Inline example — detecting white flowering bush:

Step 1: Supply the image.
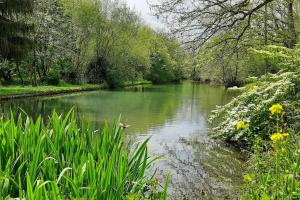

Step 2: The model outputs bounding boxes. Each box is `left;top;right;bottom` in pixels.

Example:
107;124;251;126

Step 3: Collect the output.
210;72;300;145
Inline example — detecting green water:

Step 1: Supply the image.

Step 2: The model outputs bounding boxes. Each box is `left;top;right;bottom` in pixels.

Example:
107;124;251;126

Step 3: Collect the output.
0;82;246;199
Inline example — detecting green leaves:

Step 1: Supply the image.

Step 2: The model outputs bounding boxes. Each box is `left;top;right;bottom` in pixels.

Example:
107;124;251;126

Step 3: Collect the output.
210;72;300;145
249;45;300;70
0;110;167;199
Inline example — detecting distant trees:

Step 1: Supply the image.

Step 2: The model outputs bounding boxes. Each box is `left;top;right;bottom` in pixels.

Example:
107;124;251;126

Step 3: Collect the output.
0;0;189;87
28;0;78;85
60;0;189;88
152;0;299;86
147;33;187;84
0;0;33;59
0;0;34;84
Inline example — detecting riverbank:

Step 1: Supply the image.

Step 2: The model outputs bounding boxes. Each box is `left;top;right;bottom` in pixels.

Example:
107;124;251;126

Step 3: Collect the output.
0;81;152;100
0;84;102;101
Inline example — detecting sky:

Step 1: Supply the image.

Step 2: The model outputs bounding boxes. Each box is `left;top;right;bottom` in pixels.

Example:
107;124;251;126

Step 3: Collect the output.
124;0;165;30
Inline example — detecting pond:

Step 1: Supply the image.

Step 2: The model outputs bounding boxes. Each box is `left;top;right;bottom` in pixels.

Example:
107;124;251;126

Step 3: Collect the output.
0;81;246;199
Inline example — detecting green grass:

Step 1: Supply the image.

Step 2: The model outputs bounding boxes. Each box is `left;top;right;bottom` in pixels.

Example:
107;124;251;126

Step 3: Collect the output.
123;80;152;87
0;84;101;97
0;80;152;98
0;110;168;199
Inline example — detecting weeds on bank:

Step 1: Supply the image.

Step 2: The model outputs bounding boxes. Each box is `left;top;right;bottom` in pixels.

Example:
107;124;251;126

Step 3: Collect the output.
240;104;300;199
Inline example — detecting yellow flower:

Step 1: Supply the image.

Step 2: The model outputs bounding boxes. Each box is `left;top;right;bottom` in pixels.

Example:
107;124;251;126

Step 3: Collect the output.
236;120;249;130
270;132;289;143
269;103;283;115
243;174;253;182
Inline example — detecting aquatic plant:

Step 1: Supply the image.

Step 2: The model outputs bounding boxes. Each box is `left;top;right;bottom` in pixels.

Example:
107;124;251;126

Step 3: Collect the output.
0;110;168;199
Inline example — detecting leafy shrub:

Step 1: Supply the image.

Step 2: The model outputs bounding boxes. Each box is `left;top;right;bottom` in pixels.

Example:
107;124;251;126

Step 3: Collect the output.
0;60;13;83
241;104;300;199
147;52;176;84
249;45;300;70
210;72;300;146
106;65;127;89
0;110;168;199
243;76;258;85
46;71;60;85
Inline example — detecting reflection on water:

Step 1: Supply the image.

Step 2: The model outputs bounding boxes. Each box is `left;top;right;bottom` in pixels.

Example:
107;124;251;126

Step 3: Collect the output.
0;82;245;199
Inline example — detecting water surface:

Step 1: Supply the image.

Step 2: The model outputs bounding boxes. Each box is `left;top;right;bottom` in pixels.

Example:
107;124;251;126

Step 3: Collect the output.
0;82;246;199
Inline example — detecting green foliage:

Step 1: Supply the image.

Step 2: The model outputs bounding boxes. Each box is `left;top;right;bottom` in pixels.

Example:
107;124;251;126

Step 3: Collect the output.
146;34;187;84
30;0;78;82
210;72;300;145
242;134;300;199
0;0;33;59
46;71;60;86
191;0;300;86
241;105;300;199
0;60;13;83
0;110;168;199
249;45;300;70
193;40;246;86
0;0;187;87
148;51;176;84
106;65;128;89
0;84;100;97
60;0;187;87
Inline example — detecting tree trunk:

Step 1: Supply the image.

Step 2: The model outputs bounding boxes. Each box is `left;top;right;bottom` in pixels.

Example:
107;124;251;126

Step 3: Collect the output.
41;56;47;78
264;4;268;46
16;62;24;86
287;0;297;49
264;4;271;74
234;51;239;84
32;51;38;86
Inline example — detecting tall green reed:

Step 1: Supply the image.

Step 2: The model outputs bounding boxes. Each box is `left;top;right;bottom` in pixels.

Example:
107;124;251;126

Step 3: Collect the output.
0;110;168;199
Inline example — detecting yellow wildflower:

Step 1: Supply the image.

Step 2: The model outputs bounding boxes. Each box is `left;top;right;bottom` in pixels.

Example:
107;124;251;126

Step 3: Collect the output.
243;174;253;182
269;103;283;115
236;120;249;130
270;132;289;143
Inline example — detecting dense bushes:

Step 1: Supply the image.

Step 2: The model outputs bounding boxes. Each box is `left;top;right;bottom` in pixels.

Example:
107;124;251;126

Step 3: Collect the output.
147;52;176;84
210;72;300;146
0;0;189;88
45;71;60;85
0;111;168;199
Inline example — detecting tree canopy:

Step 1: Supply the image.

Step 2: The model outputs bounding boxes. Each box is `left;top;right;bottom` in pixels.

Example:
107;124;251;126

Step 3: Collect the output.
0;0;33;59
0;0;190;87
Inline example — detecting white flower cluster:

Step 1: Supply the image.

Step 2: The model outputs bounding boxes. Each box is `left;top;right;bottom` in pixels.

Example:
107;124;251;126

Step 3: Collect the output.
210;72;300;144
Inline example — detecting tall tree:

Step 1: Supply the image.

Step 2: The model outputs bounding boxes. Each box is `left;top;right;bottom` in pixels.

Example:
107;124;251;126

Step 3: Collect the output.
152;0;299;49
0;0;33;59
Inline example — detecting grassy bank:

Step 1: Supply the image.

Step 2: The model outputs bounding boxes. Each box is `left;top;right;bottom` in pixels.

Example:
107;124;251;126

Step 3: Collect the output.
0;84;102;100
0;111;168;199
123;80;152;87
0;81;152;100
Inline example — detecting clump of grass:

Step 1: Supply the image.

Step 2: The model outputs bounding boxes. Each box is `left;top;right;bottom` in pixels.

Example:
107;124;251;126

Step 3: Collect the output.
0;110;168;199
240;104;300;199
